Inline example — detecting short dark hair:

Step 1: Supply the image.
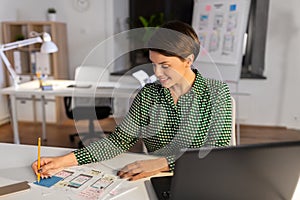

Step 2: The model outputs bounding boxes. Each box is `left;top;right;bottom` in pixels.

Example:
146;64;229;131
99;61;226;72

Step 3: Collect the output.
148;20;200;61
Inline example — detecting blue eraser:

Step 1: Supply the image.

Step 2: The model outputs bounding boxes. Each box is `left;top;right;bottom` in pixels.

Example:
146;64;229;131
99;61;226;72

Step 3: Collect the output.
41;85;53;91
33;176;63;188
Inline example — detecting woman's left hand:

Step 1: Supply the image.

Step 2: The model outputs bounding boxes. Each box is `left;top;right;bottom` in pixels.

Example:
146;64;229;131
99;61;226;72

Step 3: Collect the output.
117;157;170;181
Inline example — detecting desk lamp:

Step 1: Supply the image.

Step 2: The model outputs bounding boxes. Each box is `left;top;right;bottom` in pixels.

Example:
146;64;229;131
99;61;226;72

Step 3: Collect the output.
0;32;58;88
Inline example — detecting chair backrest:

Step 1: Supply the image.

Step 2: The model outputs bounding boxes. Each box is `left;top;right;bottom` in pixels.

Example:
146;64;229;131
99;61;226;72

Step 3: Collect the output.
230;96;236;146
72;66;113;109
75;66;110;82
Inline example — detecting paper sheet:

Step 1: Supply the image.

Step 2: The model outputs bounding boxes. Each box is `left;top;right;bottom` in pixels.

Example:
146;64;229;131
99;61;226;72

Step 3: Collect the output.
30;166;127;200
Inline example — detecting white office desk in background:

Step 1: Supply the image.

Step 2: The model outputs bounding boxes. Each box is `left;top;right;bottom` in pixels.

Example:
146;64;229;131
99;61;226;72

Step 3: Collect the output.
0;80;139;144
0;143;161;200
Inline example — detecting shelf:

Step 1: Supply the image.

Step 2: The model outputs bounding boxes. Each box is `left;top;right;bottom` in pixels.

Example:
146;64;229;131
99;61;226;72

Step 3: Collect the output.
2;21;69;123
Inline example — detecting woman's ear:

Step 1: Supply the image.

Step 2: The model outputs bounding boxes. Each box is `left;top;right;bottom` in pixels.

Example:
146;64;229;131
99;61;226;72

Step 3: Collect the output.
186;54;194;67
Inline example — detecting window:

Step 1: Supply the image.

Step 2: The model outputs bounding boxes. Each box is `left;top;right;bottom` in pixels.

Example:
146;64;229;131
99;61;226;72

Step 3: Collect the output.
241;0;270;79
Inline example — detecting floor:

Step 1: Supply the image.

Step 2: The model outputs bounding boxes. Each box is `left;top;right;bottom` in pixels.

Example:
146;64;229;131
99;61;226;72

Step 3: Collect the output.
0;118;300;152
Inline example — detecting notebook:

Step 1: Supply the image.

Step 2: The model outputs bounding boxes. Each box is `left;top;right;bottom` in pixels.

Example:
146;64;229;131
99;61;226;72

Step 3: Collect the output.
0;180;30;197
150;141;300;200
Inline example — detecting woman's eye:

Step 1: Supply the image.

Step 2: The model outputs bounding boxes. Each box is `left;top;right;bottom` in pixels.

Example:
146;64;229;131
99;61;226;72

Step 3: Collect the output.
152;63;170;69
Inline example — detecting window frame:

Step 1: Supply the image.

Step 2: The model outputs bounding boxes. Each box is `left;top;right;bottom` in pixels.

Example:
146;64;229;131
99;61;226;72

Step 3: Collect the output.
241;0;270;79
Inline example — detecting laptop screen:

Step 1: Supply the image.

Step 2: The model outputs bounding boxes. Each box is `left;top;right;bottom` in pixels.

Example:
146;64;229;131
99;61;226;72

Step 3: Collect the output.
151;141;300;200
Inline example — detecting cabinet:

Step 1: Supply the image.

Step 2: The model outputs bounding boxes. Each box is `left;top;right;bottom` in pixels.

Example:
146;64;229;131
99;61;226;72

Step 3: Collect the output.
1;21;69;123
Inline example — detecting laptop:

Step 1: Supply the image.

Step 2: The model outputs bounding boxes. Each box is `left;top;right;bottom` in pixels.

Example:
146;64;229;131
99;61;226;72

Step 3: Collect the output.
150;141;300;200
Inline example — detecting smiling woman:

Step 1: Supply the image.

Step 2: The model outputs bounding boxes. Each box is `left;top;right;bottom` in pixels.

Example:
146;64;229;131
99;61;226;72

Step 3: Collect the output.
147;21;200;102
31;20;233;181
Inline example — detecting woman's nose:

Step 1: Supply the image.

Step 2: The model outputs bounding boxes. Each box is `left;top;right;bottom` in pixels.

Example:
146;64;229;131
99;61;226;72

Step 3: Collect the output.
153;65;163;76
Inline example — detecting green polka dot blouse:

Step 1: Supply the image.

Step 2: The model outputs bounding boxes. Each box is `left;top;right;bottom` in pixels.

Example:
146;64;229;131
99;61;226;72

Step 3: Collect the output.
74;69;232;171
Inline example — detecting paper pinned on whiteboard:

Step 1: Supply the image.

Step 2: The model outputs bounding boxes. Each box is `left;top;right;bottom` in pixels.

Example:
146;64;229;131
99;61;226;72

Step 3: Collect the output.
192;0;250;65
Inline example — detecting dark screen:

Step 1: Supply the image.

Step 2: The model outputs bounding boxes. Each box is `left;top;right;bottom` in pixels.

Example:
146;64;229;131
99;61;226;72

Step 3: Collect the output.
129;0;194;28
111;0;195;75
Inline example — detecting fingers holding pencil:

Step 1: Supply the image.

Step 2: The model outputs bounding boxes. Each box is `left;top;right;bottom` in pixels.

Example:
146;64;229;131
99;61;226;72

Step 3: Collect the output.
32;157;59;178
33;137;62;179
31;153;79;179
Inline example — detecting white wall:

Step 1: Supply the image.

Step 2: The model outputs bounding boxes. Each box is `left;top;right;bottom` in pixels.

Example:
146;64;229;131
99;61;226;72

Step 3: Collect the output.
0;0;109;78
0;0;299;130
237;0;300;130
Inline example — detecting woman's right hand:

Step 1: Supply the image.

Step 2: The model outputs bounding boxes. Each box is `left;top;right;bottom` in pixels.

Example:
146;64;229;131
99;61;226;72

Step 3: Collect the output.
31;152;78;178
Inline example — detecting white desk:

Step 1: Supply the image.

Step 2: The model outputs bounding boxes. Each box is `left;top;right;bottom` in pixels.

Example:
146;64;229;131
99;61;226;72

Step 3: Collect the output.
0;143;160;200
0;143;299;199
0;80;139;144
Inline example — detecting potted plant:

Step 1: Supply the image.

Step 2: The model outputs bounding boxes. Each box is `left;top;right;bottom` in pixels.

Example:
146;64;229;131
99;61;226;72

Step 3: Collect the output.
138;12;164;42
135;13;164;63
15;34;25;41
47;8;56;21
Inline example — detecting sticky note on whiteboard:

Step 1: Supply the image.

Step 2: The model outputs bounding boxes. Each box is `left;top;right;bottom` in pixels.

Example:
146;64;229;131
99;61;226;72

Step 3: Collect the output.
230;4;237;11
205;5;211;11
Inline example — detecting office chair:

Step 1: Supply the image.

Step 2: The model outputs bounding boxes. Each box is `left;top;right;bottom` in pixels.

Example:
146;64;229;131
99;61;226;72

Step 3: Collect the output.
230;96;236;146
64;97;113;147
64;66;113;148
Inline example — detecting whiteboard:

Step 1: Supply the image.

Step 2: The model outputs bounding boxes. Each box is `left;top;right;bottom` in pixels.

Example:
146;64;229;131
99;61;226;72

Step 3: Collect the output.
192;0;250;82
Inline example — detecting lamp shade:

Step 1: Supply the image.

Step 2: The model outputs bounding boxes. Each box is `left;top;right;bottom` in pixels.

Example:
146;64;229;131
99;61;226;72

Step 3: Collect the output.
40;41;58;53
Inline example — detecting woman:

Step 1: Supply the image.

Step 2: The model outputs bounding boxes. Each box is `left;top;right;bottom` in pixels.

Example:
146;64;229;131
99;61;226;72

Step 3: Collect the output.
32;21;232;181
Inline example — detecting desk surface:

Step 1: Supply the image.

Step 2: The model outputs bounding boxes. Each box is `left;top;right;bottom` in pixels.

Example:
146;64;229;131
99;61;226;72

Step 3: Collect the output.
0;143;159;200
0;143;299;200
0;80;140;98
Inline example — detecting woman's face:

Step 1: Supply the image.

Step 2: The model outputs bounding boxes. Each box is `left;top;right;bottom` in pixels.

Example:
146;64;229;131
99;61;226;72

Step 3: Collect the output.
149;50;191;88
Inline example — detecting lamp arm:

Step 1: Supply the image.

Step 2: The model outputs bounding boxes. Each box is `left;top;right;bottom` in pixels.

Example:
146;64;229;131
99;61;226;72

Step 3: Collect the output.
0;36;43;87
0;50;20;86
1;37;43;51
0;33;57;88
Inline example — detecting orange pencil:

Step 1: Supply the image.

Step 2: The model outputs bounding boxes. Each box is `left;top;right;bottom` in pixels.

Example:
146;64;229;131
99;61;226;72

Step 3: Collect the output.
37;137;41;183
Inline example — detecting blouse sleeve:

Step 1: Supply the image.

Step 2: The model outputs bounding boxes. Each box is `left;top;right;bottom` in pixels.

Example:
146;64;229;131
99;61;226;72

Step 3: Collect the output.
73;86;151;165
